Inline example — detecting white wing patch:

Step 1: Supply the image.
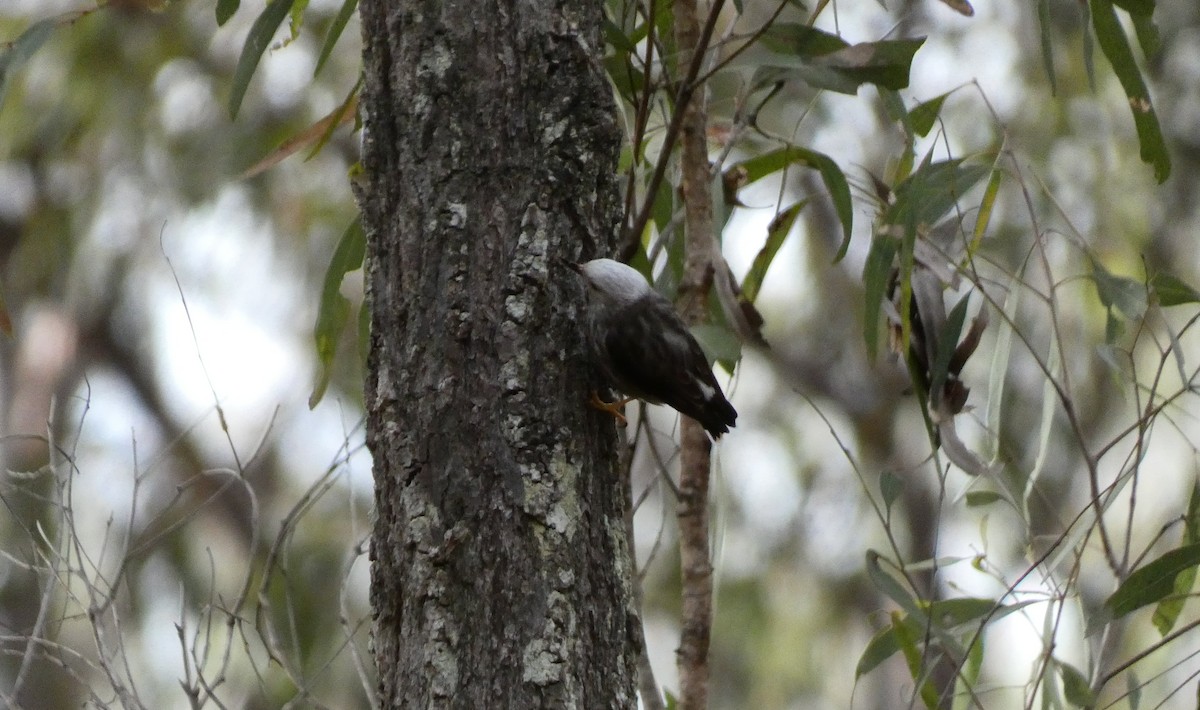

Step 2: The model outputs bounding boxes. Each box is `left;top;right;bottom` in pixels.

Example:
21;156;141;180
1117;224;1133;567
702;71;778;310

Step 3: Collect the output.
693;376;716;401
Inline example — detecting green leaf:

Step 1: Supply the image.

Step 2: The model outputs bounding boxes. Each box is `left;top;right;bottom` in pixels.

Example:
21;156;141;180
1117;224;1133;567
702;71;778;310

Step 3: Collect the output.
289;0;310;39
924;597;998;627
1091;260;1147;321
754;38;926;95
862;235;899;361
1127;670;1142;709
0;275;13;336
890;612;941;709
929;295;969;407
306;77;360;160
969;168;1002;255
866;551;921;618
760;22;849;56
310;216;365;408
965;490;1002;507
603;53;644;104
229;0;296;119
0;18;56;114
1100;542;1200;628
815;38;925;92
733;147;851;257
690;323;741;369
880;470;903;513
889;156;992;229
1151;272;1200;307
856;622;905;677
742;201;805;304
910;92;950;137
855;596;1025;678
1089;0;1171;182
1186;476;1200;542
1057;659;1097;707
1112;0;1154;16
1035;0;1058;94
315;0;359;77
602;18;637;53
1153;482;1200;635
1130;11;1161;58
1152;564;1196;637
952;634;985;710
216;0;240;25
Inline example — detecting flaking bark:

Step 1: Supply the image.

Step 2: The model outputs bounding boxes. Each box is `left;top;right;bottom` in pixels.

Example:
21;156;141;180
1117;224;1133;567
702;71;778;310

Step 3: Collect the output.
357;2;638;707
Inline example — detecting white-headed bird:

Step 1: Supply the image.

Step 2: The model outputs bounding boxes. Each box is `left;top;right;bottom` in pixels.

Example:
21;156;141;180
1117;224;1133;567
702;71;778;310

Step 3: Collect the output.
571;258;737;438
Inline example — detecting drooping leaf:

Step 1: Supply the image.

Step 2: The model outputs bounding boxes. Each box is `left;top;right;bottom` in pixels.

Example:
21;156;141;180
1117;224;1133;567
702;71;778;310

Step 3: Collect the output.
1126;670;1142;709
603;54;644;104
1097;542;1200;631
910;92;950;137
241;84;359;178
890;611;941;709
229;0;296;119
1035;0;1058;94
315;0;359;77
937;0;975;16
1130;11;1161;58
1082;0;1097;90
1153;481;1200;635
1089;0;1171;182
856;622;905;678
1057;659;1097;707
753;37;926;95
741;201;806;304
1111;0;1154;16
1151;272;1200;307
928;295;969;409
856;596;1029;679
880;88;914;144
965;490;1002;507
1091;259;1147;322
880;470;903;513
813;38;926;92
216;0;240;25
951;633;985;710
969;167;1002;255
0;18;56;114
603;17;637;53
862;235;899;360
760;22;849;57
288;0;310;40
865;551;921;618
690;323;741;370
310;216;366;408
888;156;992;230
0;276;13;336
733;147;852;257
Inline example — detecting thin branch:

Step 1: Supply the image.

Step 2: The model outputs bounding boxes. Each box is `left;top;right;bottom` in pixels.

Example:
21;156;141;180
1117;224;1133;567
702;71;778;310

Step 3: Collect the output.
619;0;726;262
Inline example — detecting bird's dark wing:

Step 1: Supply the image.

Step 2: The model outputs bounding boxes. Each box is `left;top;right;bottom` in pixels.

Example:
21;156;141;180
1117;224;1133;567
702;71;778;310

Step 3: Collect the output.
602;295;737;438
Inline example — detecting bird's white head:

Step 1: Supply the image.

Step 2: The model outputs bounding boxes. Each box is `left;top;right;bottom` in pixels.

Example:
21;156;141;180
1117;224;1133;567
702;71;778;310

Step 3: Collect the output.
575;258;652;310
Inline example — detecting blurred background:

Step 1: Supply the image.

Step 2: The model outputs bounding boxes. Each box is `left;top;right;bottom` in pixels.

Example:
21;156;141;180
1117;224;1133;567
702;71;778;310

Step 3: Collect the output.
0;0;1198;707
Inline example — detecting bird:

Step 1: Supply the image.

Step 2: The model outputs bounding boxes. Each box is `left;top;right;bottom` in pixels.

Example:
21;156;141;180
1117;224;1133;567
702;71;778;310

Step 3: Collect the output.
570;258;737;438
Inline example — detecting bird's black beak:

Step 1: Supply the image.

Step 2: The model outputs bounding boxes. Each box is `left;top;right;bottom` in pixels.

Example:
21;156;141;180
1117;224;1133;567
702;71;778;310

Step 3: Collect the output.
557;257;582;275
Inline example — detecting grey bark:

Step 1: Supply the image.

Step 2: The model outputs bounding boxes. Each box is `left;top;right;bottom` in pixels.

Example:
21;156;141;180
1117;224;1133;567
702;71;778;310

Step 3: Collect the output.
357;1;638;707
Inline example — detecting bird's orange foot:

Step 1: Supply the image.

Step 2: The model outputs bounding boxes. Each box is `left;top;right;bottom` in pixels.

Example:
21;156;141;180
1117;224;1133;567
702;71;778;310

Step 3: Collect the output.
588;391;633;427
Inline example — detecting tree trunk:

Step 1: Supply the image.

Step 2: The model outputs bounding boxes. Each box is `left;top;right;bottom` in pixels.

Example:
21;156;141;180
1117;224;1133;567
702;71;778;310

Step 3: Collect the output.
356;1;638;707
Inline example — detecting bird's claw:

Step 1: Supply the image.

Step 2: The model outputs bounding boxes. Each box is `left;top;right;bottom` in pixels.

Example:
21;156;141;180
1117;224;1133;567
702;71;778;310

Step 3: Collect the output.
588;391;632;427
